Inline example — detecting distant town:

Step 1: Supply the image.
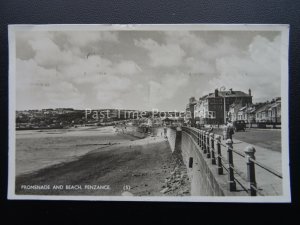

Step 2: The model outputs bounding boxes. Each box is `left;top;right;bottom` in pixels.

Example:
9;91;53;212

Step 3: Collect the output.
16;88;281;130
16;108;186;130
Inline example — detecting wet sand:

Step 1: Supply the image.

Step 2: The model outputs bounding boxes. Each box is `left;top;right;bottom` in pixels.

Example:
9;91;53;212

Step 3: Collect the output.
15;127;190;196
15;126;137;176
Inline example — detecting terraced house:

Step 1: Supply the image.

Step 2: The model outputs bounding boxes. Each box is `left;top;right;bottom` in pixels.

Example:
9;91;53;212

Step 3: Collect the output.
255;97;281;123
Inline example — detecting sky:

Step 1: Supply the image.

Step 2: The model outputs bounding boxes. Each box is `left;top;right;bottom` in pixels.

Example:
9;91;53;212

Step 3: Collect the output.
15;28;282;111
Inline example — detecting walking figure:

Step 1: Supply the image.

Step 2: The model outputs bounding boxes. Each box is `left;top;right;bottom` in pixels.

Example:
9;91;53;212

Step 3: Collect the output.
163;125;167;139
208;125;213;133
227;121;234;141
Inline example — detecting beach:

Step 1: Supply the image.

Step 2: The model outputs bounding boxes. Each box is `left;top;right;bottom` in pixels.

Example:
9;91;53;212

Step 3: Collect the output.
15;126;190;196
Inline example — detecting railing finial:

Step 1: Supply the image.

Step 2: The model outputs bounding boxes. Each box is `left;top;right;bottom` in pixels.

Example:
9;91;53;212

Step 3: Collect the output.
244;145;257;196
245;145;256;160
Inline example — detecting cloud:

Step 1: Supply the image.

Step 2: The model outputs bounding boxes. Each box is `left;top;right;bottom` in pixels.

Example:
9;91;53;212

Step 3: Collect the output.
164;31;239;76
185;57;216;75
15;29;282;110
148;73;189;107
16;58;57;90
29;36;73;68
15;30;142;109
46;81;84;106
63;55;113;84
164;31;208;52
134;38;186;67
114;60;142;75
208;35;281;102
95;75;132;92
249;35;281;66
94;75;133;107
17;31;119;68
165;31;239;60
66;31;119;47
202;36;240;60
16;59;84;109
67;57;142;84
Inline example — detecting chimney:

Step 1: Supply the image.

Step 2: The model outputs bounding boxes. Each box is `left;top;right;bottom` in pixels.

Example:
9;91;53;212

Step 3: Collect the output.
248;88;252;96
215;89;219;97
189;97;196;103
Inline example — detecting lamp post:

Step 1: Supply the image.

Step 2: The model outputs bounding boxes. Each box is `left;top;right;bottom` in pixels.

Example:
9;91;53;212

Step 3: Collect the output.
223;96;227;124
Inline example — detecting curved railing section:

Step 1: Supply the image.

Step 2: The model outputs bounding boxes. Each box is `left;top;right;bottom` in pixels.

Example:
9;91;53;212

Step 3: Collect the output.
182;126;282;196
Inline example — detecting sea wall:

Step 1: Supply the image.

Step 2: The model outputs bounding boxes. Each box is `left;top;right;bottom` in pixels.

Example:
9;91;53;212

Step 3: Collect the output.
117;126;147;138
180;131;226;196
118;126;163;139
167;128;237;196
166;128;181;154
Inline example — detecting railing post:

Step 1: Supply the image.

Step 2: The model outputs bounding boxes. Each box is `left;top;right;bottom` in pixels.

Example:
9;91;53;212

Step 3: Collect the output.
205;132;208;156
206;132;211;158
244;146;257;196
189;157;193;168
203;131;207;154
202;130;205;151
201;130;204;150
210;133;216;165
226;139;236;191
199;130;201;147
215;135;223;175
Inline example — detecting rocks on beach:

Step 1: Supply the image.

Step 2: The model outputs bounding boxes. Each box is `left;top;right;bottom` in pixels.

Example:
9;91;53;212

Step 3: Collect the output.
160;156;190;196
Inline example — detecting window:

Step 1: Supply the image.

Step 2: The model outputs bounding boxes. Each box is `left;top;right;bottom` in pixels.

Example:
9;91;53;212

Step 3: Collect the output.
208;111;216;118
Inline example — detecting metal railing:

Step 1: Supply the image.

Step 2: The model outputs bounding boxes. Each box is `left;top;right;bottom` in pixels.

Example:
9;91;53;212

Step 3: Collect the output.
182;126;282;196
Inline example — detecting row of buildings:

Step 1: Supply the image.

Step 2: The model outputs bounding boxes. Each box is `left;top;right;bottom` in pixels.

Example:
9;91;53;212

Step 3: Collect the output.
16;107;183;130
186;88;281;126
16;108;77;118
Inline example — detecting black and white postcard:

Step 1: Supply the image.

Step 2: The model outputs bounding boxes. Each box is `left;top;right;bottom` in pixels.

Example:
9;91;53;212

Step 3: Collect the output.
8;24;290;202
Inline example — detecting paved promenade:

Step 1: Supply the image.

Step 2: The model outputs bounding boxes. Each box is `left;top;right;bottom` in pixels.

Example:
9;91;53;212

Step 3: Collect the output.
219;136;282;196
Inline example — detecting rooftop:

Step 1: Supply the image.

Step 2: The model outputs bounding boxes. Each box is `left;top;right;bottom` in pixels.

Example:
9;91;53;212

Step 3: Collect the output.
207;90;251;98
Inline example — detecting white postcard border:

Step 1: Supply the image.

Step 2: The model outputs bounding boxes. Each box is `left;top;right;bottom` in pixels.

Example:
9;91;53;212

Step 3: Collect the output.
7;24;291;202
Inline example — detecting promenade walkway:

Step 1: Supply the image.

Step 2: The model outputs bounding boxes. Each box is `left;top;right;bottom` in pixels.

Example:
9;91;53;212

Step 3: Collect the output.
218;136;282;196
